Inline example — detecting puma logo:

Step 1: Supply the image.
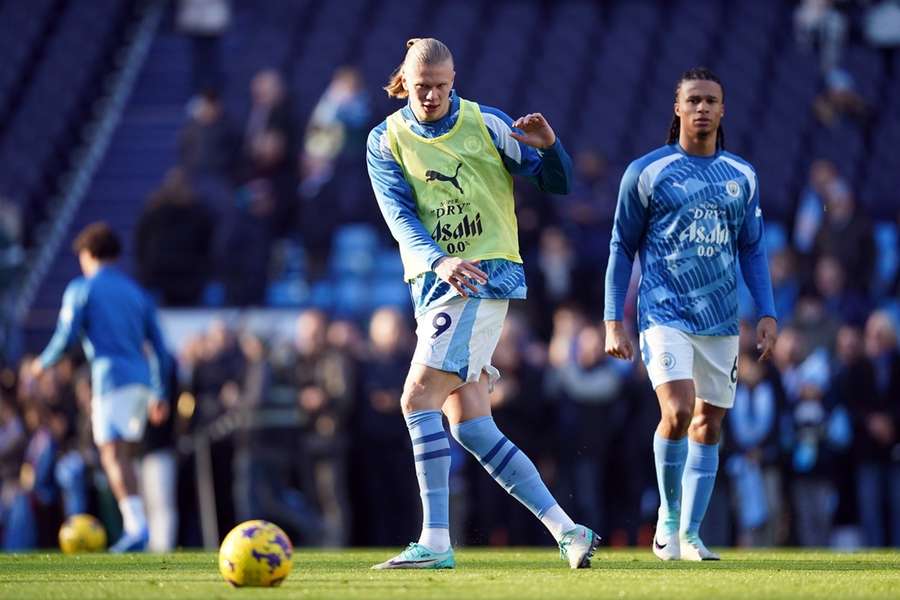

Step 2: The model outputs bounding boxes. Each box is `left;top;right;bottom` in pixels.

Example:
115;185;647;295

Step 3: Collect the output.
672;181;687;192
425;163;464;195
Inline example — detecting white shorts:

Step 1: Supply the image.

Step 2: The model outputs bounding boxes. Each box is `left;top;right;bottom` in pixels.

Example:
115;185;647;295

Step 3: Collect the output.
412;297;508;387
639;325;739;409
92;384;152;446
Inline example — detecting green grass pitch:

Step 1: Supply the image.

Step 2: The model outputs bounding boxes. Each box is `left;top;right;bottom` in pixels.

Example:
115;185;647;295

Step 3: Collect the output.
1;549;899;600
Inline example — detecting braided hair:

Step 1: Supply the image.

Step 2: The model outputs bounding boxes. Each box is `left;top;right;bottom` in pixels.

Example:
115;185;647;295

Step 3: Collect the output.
666;67;725;150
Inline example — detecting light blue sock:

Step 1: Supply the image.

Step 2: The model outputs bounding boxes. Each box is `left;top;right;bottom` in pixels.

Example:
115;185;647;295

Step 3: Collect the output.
406;410;451;530
653;432;688;536
450;416;556;518
680;439;719;541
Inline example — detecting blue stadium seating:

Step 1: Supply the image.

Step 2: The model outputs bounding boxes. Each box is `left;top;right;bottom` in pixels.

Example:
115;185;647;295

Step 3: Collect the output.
16;0;900;350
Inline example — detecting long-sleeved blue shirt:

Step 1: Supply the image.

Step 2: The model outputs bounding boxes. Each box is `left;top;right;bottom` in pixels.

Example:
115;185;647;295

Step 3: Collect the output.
603;143;776;336
38;265;170;399
366;91;573;315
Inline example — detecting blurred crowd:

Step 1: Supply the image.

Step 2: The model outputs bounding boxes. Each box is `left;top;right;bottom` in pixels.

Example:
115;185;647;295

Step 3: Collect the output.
134;60;373;307
2;0;900;551
2;295;899;550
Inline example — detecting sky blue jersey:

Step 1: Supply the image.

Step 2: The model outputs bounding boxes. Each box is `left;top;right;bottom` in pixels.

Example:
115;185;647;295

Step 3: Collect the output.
604;143;776;336
366;91;573;316
38;266;170;398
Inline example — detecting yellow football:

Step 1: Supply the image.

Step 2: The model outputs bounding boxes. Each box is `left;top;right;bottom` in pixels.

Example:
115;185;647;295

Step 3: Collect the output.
218;520;293;587
58;514;107;554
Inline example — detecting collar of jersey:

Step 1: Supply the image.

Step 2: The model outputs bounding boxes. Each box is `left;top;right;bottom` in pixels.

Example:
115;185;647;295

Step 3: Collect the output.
400;91;461;139
672;142;723;163
89;265;113;279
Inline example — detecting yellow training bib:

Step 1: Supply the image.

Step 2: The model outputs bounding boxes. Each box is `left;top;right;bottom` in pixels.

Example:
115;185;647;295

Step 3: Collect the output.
386;98;522;281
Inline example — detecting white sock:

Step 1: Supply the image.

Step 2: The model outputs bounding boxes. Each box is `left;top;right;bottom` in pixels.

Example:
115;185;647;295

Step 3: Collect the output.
540;504;577;542
119;495;147;534
418;527;451;553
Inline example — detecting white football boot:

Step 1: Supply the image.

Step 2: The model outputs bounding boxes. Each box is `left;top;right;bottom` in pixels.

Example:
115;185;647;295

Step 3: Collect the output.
371;543;455;569
558;525;601;569
680;536;720;561
651;526;681;561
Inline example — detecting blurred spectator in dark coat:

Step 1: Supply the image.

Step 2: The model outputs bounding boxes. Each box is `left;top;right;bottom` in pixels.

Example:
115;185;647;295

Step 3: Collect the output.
299;67;373;254
0;391;27;549
780;335;851;547
300;66;370;199
857;312;900;547
769;249;800;327
189;320;246;425
245;69;296;165
813;255;870;326
135;168;215;306
812;186;874;294
232;334;321;545
792;159;846;255
813;67;870;128
217;178;274;306
727;351;788;547
546;322;626;538
178;89;242;181
185;321;245;535
557;149;616;280
353;307;417;546
792;293;840;355
21;397;61;547
527;229;596;339
269;310;354;546
244;69;298;238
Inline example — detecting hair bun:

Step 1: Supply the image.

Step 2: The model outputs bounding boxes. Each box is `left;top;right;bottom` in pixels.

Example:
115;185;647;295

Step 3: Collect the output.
406;38;421;49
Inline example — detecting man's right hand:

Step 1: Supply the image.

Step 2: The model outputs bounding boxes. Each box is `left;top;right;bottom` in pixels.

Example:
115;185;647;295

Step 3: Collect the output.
605;320;634;361
434;257;488;298
28;358;44;380
148;400;170;426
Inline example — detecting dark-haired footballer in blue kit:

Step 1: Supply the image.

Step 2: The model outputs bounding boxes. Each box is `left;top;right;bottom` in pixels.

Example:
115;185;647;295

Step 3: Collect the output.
603;68;777;561
32;223;170;553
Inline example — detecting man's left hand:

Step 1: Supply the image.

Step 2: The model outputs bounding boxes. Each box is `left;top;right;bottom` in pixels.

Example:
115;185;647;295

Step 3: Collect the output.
756;317;777;361
510;113;556;149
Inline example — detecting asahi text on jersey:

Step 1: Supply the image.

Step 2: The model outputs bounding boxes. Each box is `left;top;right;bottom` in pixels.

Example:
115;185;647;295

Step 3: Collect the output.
678;202;730;251
429;198;484;244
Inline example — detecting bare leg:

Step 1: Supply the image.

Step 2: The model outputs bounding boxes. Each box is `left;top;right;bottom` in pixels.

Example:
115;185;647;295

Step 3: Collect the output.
99;441;139;502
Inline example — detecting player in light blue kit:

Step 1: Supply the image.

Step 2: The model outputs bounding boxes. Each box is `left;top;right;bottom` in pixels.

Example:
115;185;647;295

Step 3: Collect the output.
367;38;598;570
603;68;777;561
31;223;170;552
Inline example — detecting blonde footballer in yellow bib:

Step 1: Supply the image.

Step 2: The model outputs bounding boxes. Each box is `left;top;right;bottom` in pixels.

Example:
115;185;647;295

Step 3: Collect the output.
366;38;598;570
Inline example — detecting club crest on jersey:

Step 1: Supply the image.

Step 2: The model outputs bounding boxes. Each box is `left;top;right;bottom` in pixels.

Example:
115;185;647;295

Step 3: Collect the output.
658;352;676;371
463;135;483;153
725;180;741;198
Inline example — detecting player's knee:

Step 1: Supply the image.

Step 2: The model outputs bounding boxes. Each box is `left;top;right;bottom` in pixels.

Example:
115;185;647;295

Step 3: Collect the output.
98;443;116;463
401;367;454;413
661;404;693;435
400;379;435;413
689;414;722;442
99;442;127;468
